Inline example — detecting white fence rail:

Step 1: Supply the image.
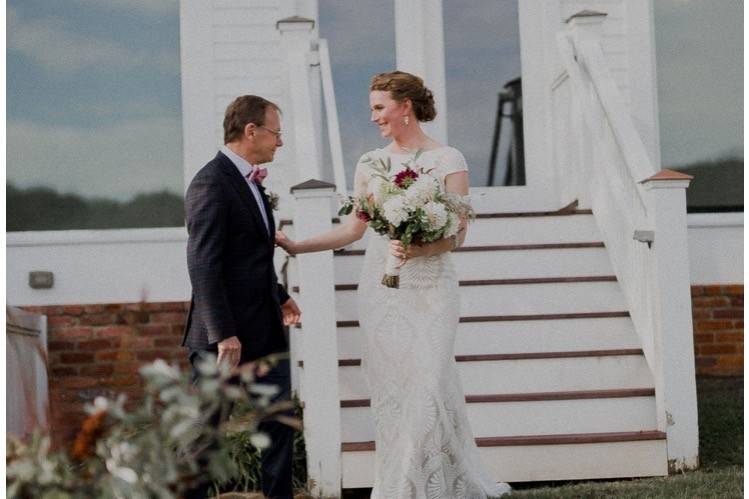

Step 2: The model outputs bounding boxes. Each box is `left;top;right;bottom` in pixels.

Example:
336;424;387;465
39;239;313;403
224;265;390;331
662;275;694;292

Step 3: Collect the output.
553;11;698;471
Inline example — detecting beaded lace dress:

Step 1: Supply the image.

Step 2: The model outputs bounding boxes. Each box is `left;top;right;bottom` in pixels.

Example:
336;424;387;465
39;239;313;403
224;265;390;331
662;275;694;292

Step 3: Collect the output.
354;147;511;499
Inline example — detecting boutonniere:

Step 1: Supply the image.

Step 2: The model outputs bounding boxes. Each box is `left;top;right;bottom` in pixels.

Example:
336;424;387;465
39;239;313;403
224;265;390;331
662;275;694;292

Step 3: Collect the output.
268;191;280;211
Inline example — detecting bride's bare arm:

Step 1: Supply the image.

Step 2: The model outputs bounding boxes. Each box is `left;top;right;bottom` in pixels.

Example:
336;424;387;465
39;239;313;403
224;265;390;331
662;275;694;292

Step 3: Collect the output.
277;162;370;256
390;170;470;259
277;215;367;255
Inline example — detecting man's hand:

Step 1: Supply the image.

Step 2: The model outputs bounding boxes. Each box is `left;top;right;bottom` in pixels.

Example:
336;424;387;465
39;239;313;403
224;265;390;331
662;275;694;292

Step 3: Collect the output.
281;297;301;326
217;336;242;369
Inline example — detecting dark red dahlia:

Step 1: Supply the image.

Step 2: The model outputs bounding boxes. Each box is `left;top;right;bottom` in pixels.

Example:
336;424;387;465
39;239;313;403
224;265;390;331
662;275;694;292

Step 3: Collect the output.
393;167;419;188
357;210;371;222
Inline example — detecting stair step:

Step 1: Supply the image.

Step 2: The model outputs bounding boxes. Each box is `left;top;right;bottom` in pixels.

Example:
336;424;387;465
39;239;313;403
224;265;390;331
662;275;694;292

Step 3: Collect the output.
335;316;641;358
332;279;627;321
313;244;615;283
334;242;605;257
342;430;666;451
339;389;657;441
299;350;653;399
340;432;668;485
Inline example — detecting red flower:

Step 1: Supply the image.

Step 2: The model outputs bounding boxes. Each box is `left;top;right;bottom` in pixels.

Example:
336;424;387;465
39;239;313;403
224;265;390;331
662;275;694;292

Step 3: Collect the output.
393;168;419;188
357;210;371;222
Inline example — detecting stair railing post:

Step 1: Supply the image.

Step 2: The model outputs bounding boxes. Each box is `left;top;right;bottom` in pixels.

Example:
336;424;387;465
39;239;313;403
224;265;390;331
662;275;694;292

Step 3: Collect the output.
290;179;341;497
641;170;699;472
277;17;322;185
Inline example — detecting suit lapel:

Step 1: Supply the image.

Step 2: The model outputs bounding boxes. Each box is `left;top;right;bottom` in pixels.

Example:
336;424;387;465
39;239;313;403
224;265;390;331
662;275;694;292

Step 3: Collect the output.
216;152;271;241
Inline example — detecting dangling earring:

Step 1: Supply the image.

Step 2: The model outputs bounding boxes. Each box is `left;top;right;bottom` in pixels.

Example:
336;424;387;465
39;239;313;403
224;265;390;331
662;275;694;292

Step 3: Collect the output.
403;115;410;126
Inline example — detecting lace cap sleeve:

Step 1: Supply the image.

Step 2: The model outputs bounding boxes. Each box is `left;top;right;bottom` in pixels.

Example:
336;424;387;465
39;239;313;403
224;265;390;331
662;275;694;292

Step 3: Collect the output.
436;147;469;181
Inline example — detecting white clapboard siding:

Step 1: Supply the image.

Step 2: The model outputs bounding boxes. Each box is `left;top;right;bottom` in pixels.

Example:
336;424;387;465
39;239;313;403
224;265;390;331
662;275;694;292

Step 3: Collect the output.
331;354;653;400
341;439;668;487
341;395;657;441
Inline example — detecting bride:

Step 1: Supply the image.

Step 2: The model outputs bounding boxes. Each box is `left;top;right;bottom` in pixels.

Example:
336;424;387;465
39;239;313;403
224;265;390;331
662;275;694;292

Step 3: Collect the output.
276;71;511;498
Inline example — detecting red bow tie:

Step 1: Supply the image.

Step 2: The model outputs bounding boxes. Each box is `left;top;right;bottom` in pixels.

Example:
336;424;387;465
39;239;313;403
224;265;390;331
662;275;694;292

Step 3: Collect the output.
247;166;268;185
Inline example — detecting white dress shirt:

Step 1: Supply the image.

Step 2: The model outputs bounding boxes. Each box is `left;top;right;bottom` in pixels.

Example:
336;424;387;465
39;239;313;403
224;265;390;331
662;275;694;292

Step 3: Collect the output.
220;145;270;234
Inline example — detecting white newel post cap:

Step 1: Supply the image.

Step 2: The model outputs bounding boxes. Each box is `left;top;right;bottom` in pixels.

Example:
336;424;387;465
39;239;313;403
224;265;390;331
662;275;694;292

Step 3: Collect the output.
640;169;694;190
276;15;315;34
290;179;337;198
566;10;607;38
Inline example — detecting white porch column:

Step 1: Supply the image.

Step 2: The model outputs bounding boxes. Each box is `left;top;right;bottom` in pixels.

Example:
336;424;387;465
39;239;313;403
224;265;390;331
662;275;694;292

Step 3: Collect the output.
641;169;699;472
277;17;322;184
290;179;341;497
394;0;447;144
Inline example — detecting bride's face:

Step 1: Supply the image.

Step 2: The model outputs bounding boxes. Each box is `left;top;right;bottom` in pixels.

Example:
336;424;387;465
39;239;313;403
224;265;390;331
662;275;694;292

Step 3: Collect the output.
370;90;409;138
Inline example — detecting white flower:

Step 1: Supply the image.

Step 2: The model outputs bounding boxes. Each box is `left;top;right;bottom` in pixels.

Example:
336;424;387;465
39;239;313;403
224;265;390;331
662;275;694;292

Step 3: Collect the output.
383;196;409;226
444;212;461;237
405;175;439;206
422;201;448;230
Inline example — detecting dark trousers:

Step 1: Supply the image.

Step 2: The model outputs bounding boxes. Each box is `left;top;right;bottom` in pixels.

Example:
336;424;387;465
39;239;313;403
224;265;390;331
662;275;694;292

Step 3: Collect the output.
184;350;294;499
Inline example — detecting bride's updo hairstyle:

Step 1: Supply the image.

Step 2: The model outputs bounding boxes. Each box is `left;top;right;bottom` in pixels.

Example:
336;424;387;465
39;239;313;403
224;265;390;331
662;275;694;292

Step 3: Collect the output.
370;71;437;122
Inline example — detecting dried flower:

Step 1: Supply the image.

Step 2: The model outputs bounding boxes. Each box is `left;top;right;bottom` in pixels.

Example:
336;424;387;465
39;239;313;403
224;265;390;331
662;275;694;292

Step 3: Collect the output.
71;410;107;462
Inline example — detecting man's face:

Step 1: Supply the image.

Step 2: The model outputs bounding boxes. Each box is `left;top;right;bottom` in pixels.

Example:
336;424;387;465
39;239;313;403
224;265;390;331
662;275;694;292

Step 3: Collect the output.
253;107;283;164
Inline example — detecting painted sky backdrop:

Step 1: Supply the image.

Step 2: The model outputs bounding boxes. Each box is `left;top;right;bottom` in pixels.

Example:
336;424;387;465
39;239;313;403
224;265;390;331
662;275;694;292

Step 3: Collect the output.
6;0;743;202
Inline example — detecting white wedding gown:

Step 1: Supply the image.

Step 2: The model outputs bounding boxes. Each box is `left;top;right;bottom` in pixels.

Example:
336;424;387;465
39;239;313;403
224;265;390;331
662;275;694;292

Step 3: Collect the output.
355;147;511;499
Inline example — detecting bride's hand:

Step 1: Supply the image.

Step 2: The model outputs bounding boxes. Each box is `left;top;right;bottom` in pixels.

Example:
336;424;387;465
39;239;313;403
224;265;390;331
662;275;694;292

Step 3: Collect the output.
390;240;427;262
275;230;298;255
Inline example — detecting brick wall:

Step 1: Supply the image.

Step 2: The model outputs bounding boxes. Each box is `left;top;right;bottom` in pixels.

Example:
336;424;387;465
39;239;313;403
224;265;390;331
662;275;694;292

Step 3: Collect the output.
22;286;743;445
23;302;189;445
691;284;744;376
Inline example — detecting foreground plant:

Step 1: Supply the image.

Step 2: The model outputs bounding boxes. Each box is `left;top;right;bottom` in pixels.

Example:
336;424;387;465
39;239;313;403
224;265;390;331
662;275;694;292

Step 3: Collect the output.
7;355;299;499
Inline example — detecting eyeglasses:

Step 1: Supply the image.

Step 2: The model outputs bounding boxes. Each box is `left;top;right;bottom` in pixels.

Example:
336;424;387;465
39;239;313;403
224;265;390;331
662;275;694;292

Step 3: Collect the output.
258;125;283;139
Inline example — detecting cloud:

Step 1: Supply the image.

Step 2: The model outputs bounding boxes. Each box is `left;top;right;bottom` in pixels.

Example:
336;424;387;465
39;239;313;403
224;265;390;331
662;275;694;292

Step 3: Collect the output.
7;118;184;200
7;6;179;74
70;0;178;16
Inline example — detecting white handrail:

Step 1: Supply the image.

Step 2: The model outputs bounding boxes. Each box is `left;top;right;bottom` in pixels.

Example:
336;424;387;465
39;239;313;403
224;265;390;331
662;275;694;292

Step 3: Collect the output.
319;39;347;194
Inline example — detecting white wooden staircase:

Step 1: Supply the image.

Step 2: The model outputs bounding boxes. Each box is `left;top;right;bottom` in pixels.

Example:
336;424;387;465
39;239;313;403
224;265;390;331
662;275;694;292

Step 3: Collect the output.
284;209;669;486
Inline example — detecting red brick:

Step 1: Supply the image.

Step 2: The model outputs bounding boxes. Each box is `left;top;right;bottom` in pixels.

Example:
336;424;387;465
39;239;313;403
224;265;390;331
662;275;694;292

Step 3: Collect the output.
704;286;724;296
40;306;65;316
690;286;705;297
105;304;126;313
61;306;85;316
113;362;144;375
48;315;79;328
730;296;744;307
135;350;174;362
77;339;114;351
714;309;743;319
117;310;149;325
56;377;98;389
50;366;78;377
53;327;94;340
59;352;95;364
692;297;730;308
118;336;153;349
726;285;744;296
695;356;717;367
79;364;115;377
694;333;714;344
149;312;185;324
101;375;140;387
694;320;735;332
734;321;744;329
700;344;739;355
48;341;76;351
716;331;743;343
94;326;133;338
137;324;172;337
154;337;180;348
95;350;134;362
692;309;711;320
81;314;115;326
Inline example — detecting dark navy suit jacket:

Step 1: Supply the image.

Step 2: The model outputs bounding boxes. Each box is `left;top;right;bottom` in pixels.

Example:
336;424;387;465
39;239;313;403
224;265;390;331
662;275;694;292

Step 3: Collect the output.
181;151;290;362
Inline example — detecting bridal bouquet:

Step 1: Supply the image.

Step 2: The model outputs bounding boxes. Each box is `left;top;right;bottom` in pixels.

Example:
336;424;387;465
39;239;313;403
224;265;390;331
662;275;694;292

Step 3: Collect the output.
339;151;473;288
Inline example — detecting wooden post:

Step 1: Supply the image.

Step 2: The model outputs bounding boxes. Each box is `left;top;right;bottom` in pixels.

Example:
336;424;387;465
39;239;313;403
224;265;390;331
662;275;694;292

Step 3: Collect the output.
290;179;341;497
277;17;322;184
641;169;699;472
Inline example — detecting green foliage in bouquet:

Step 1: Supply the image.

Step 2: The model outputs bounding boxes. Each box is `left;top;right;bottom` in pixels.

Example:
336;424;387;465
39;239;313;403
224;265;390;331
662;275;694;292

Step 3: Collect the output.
7;355;301;499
